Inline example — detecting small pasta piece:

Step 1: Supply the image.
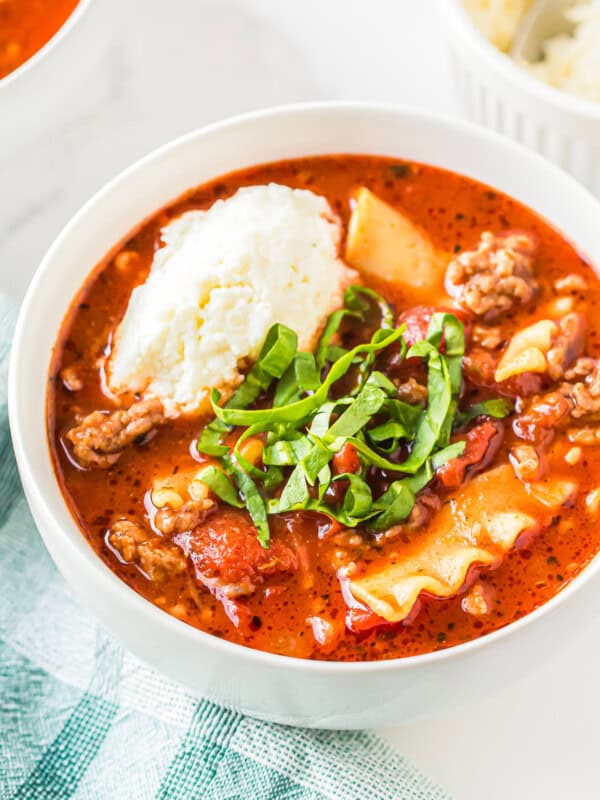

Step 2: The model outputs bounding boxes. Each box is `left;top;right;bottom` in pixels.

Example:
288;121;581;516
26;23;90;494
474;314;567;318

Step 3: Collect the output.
525;478;578;509
586;488;600;516
349;465;578;625
549;296;575;315
554;274;588;293
495;320;558;382
189;478;211;502
461;581;496;616
151;487;184;510
61;364;84;392
564;446;583;466
308;615;344;652
495;313;585;382
114;250;140;271
568;427;600;446
510;444;541;482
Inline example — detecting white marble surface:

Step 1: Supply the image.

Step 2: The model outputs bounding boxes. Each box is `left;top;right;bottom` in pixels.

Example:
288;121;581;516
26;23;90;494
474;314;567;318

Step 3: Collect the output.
1;1;599;797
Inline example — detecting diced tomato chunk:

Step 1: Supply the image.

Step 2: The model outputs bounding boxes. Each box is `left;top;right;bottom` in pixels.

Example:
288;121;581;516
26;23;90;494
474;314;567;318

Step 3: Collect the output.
338;568;391;633
436;419;504;489
332;442;360;475
308;615;345;652
220;595;253;631
346;605;389;633
398;305;470;348
513;394;573;441
175;508;297;591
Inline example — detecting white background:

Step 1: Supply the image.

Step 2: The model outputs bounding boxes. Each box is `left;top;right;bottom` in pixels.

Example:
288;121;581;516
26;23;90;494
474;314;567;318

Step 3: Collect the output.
1;1;599;797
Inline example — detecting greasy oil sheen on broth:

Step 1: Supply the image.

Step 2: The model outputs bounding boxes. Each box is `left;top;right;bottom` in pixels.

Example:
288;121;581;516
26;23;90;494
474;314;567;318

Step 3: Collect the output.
48;155;600;661
0;0;80;79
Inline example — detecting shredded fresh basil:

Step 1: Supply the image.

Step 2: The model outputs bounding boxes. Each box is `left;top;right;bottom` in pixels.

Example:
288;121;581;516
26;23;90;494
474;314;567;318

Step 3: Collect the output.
195;289;509;546
455;398;513;427
223;454;271;548
337;473;373;518
198;323;297;456
210;327;406;427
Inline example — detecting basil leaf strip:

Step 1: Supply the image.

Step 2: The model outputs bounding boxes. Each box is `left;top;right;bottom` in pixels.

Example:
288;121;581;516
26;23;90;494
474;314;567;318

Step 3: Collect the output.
301;439;335;485
196;419;230;457
198;323;297;455
228;322;298;410
324;380;387;445
194;465;244;508
431;440;466;470
211;328;406;427
316;309;359;370
392;342;452;473
367;465;433;532
309;401;339;437
273;351;320;407
262;434;312;466
300;380;388;483
347;436;423;473
224;455;270;548
274;464;310;512
294;352;320;391
367;421;412;452
426;312;464;397
229;424;284;491
272;362;301;408
344;285;394;330
392;313;465;472
336;473;373;518
315;283;394;371
455;398;513;427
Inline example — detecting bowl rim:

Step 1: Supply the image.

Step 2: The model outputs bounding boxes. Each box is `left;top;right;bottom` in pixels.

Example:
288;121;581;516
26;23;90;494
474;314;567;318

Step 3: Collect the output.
9;100;600;676
441;0;600;120
0;0;94;90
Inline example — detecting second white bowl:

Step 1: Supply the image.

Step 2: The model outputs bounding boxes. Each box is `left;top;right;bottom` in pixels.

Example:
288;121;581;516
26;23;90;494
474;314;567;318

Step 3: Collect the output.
441;0;600;197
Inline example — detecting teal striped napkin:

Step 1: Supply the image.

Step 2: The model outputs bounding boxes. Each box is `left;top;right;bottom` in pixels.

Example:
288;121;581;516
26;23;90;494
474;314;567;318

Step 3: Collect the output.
0;295;451;800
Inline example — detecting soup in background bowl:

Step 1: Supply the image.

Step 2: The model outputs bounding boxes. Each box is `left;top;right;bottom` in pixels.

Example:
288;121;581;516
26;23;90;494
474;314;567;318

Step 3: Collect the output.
10;104;600;727
0;0;80;80
0;0;95;156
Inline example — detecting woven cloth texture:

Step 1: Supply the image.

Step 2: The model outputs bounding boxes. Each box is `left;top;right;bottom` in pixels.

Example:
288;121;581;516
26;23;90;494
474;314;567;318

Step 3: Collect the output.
0;295;451;800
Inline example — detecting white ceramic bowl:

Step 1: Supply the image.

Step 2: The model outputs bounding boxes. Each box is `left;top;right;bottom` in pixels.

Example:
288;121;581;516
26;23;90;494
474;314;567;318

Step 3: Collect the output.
9;103;600;728
441;0;600;197
0;0;95;156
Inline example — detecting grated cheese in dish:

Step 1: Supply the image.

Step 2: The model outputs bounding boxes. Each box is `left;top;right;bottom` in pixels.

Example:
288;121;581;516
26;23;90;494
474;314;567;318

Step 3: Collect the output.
462;0;532;51
463;0;600;103
528;1;600;102
108;184;356;417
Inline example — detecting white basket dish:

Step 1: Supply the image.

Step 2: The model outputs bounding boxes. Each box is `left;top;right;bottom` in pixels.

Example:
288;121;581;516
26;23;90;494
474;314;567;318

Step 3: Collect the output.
441;0;600;196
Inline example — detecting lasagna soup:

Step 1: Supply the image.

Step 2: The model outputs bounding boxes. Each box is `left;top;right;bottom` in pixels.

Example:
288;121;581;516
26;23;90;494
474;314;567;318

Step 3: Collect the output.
48;155;600;661
0;0;79;79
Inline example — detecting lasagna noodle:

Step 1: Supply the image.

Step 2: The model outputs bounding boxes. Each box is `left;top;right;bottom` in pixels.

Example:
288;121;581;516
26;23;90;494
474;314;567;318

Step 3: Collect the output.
349;466;575;624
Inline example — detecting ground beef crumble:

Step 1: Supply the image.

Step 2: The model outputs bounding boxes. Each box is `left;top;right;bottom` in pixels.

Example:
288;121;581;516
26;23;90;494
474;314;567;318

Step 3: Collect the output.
446;231;539;321
65;397;164;468
108;519;187;582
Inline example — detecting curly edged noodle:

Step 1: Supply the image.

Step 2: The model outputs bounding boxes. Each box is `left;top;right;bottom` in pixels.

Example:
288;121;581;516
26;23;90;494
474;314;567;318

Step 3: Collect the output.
349;465;578;625
197;286;510;547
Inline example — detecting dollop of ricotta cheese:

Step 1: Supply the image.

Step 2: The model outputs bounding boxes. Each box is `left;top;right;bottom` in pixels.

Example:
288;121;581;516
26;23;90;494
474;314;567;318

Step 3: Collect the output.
109;184;355;416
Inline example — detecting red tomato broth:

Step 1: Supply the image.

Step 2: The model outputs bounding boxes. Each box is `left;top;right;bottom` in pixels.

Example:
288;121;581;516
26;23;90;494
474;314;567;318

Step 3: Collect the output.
47;155;600;661
0;0;80;79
